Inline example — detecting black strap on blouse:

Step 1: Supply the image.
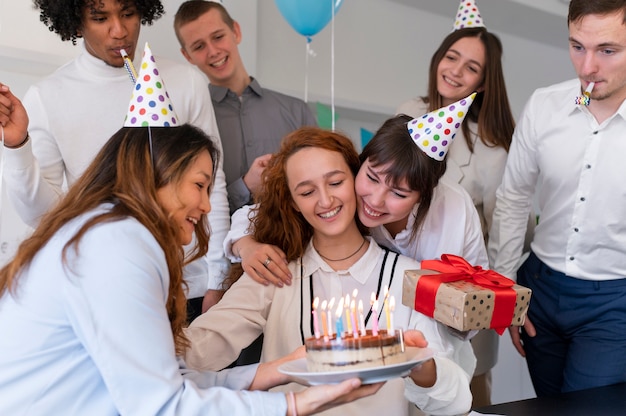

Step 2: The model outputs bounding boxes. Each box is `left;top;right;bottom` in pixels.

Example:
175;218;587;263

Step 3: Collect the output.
298;247;400;345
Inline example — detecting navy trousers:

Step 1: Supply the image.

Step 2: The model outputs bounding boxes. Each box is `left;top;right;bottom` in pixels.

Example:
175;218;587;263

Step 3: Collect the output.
517;252;626;397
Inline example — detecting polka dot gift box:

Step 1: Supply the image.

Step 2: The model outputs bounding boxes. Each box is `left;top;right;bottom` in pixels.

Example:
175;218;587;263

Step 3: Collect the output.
453;0;485;30
124;43;178;127
406;92;476;161
402;254;532;335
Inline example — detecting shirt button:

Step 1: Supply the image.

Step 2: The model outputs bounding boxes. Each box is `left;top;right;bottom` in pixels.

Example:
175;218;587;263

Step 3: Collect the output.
569;256;575;260
580;197;586;201
574;228;579;232
593;131;599;135
585;164;591;169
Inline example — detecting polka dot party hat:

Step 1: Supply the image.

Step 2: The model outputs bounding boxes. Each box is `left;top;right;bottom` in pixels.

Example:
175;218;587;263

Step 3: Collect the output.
453;0;485;30
124;43;178;127
406;92;476;161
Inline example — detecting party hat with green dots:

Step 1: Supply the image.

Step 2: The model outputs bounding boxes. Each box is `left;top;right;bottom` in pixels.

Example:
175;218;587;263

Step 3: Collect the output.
453;0;485;30
124;43;178;127
406;93;476;161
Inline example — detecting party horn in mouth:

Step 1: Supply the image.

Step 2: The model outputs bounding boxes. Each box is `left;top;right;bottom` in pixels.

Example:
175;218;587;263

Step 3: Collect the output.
120;49;138;85
575;82;595;106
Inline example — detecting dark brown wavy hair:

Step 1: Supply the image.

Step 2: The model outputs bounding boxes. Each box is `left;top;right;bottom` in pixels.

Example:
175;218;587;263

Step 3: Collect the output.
423;27;515;152
0;124;218;354
34;0;164;44
360;114;447;242
251;127;366;262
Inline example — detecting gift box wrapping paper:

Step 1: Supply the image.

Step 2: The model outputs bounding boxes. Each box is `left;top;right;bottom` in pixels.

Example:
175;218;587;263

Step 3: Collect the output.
402;255;532;334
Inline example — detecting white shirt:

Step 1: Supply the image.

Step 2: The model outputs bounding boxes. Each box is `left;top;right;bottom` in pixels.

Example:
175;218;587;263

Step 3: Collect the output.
397;98;509;244
4;44;230;293
0;206;286;415
186;238;475;416
489;78;626;280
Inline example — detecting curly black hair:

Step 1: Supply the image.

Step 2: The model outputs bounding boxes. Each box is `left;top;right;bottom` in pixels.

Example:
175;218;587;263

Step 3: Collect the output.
33;0;165;44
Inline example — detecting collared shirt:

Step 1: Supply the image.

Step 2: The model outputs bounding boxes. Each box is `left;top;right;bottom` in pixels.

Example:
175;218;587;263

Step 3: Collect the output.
489;78;626;280
210;78;317;212
186;237;475;416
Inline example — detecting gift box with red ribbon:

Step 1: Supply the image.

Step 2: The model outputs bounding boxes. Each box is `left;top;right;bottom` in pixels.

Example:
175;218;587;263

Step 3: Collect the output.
401;254;531;335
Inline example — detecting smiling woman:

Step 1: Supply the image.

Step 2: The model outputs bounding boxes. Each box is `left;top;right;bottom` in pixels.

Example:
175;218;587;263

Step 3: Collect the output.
156;149;214;245
0;112;381;414
184;126;476;416
395;22;518;407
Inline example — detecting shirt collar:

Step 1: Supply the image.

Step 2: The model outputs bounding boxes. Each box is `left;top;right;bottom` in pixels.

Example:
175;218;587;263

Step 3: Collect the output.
208;83;229;102
247;77;264;96
616;98;626;120
209;76;264;103
301;236;381;285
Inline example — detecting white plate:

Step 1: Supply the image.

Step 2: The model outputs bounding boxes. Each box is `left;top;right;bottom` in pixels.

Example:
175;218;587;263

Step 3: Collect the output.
278;347;434;385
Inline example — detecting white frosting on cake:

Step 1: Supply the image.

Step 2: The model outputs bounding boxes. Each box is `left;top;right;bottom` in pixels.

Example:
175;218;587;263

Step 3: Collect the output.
305;330;405;372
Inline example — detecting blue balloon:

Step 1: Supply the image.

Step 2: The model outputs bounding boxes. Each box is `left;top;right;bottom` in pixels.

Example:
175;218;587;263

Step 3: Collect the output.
275;0;343;38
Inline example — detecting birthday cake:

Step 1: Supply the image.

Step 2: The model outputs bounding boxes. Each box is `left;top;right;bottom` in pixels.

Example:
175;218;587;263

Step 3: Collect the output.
305;329;405;372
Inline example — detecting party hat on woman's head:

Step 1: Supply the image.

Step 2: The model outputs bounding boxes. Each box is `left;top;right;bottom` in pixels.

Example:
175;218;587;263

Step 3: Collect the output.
406;93;476;161
124;43;178;127
453;0;485;30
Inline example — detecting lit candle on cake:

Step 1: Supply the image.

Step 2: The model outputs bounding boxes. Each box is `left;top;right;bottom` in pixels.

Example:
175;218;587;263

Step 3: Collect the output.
327;297;335;338
350;299;358;338
370;292;378;335
344;294;352;335
358;299;366;336
312;297;321;339
388;296;396;335
383;286;391;331
320;300;329;341
335;297;344;339
371;293;379;336
352;289;359;335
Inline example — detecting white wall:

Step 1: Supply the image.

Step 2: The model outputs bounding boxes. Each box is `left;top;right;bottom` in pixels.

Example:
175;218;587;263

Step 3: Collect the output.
1;0;574;405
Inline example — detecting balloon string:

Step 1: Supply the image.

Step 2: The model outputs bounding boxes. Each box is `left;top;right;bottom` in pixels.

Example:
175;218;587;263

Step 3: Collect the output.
305;37;311;103
331;0;336;131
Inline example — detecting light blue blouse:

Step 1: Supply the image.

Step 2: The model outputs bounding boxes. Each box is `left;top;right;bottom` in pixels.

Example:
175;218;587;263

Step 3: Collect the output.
0;205;286;415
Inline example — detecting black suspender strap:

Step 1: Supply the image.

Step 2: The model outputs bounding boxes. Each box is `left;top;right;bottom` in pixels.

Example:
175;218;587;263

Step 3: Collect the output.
365;247;390;325
298;247;400;343
299;262;305;345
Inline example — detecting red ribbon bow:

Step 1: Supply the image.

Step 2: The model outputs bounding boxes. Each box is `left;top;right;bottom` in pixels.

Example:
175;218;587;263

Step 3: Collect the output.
414;254;516;335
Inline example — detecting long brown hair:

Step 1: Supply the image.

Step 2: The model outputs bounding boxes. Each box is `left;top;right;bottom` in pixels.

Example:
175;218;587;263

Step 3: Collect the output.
360;115;447;242
0;124;219;354
424;27;515;152
251;127;366;262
